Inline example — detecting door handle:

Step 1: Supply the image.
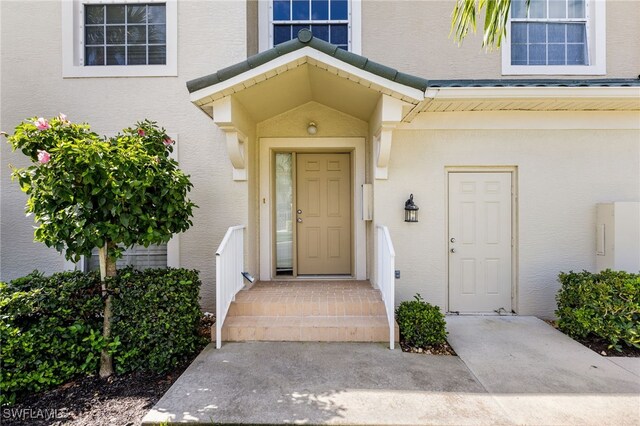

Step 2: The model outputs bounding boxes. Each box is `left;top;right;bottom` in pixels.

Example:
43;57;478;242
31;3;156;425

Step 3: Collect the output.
297;209;302;214
450;248;456;253
297;218;303;223
450;237;456;243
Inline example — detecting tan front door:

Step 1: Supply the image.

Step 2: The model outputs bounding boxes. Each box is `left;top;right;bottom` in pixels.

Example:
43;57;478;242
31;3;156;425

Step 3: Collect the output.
296;153;351;275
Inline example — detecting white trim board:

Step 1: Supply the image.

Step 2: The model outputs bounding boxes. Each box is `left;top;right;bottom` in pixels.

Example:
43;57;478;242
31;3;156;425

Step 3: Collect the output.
259;137;367;281
401;111;640;130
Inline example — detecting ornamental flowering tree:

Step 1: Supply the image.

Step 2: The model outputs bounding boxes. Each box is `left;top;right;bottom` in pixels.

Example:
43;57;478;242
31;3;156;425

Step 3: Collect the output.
4;115;196;378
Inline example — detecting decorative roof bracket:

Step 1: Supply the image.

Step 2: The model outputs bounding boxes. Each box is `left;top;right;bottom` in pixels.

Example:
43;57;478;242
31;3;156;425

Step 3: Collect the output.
212;97;252;181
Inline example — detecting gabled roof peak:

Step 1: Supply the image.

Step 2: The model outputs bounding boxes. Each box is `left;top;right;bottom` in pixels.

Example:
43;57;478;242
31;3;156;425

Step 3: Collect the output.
186;29;430;94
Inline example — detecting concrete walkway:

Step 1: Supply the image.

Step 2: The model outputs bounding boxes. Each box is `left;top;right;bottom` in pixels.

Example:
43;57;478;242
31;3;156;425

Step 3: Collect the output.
446;316;640;425
143;317;639;425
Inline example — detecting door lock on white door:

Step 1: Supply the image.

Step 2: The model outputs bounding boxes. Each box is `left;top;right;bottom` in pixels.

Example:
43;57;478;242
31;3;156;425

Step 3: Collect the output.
450;248;456;253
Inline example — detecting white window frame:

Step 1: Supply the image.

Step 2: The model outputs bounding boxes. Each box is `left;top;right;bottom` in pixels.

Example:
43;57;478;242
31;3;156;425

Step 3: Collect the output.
62;0;177;78
258;0;361;54
502;0;606;75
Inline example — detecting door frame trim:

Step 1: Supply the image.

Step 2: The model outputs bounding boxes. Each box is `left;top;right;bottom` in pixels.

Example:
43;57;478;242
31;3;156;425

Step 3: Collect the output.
445;166;519;314
259;138;366;281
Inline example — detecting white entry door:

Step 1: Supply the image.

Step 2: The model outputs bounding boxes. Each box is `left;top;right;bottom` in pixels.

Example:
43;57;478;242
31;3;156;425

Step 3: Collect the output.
448;172;512;313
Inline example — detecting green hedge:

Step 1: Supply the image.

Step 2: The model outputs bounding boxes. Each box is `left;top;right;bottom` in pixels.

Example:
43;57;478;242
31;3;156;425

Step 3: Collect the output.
396;294;447;347
112;268;205;374
556;270;640;351
0;268;207;405
0;271;103;406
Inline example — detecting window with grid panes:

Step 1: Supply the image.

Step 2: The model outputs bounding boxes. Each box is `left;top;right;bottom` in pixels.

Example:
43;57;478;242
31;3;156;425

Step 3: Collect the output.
84;3;167;66
510;0;588;66
272;0;350;50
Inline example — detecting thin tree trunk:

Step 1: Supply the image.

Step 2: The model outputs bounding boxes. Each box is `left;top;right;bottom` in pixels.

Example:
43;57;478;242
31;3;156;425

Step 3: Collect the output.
98;242;117;378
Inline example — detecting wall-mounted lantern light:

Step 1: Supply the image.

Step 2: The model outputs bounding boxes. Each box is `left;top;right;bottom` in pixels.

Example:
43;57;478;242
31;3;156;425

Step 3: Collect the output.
404;194;419;222
307;122;318;135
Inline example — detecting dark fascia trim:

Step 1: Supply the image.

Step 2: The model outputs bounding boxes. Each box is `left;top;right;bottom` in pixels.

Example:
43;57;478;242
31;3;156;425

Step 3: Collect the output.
424;78;640;88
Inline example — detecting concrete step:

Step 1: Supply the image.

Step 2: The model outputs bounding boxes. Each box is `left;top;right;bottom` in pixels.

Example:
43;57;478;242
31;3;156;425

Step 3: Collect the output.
219;315;399;342
226;296;387;317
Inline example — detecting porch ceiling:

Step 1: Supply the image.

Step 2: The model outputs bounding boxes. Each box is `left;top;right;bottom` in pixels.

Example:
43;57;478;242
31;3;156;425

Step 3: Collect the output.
230;63;382;122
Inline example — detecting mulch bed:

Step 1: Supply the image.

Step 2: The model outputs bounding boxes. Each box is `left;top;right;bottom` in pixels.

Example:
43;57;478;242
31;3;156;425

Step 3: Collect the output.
544;320;640;358
2;315;215;426
399;340;457;355
1;363;190;426
573;338;640;357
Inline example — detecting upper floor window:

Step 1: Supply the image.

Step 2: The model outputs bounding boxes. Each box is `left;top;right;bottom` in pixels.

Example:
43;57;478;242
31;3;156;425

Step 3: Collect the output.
84;3;167;66
259;0;361;53
62;0;177;78
273;0;349;50
502;0;606;75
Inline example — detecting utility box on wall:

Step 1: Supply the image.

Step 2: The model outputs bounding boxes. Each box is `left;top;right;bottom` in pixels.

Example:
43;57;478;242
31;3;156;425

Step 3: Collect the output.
596;202;640;272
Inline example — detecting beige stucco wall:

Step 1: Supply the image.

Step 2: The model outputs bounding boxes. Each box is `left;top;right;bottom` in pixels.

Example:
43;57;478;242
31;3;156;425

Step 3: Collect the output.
362;0;640;79
2;1;639;320
374;112;640;318
0;1;248;312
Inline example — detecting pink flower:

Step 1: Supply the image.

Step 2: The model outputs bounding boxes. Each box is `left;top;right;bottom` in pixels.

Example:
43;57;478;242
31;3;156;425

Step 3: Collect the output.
163;137;174;146
137;129;146;137
35;117;50;131
37;150;51;164
58;113;69;123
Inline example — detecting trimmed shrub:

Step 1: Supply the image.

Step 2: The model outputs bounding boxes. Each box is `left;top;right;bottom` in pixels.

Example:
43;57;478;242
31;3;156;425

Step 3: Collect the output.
396;294;447;347
0;268;206;405
112;268;207;374
0;271;103;406
556;270;640;351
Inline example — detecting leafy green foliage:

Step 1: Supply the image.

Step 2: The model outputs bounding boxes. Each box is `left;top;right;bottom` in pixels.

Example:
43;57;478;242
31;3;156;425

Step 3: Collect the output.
556;270;640;352
6;116;196;262
0;271;103;406
396;294;448;347
112;268;208;374
451;0;516;49
0;268;207;406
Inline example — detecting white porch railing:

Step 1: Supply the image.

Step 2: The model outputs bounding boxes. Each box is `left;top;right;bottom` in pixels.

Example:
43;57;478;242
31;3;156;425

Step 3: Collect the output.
215;225;246;349
376;225;396;350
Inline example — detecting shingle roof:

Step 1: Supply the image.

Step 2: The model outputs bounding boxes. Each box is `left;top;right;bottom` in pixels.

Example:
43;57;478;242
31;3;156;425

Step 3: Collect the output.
186;29;640;95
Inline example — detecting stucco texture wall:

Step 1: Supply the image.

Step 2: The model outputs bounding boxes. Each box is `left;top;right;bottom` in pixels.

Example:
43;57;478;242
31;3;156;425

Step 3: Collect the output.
0;1;248;312
374;117;639;319
362;0;640;79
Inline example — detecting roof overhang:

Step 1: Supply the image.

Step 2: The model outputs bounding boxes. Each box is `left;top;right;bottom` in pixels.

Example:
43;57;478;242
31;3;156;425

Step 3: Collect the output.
405;85;640;119
189;47;424;122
